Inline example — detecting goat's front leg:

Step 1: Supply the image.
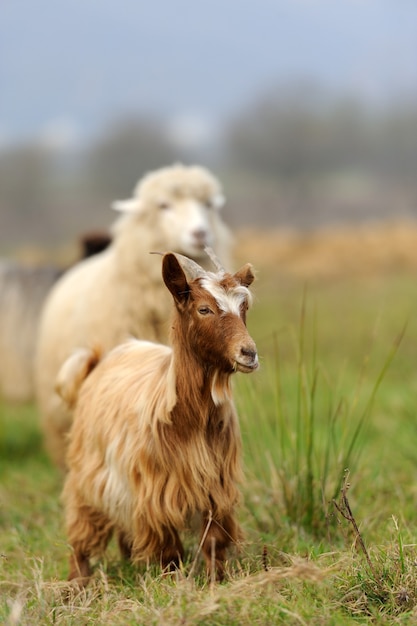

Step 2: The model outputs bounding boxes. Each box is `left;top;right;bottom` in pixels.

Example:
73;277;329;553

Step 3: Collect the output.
118;530;133;561
200;512;242;581
159;526;184;572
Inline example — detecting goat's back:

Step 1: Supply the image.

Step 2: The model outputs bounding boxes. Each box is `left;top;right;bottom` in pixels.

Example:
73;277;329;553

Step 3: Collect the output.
64;340;173;453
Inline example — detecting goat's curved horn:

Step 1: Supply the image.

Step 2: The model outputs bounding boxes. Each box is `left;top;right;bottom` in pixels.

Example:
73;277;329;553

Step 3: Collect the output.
150;251;205;280
204;247;226;273
172;253;206;281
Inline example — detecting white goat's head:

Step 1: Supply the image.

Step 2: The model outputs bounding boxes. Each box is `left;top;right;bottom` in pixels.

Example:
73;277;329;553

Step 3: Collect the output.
112;164;226;259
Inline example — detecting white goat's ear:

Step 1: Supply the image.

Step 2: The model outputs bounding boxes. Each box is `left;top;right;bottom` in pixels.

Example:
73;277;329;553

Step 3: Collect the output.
211;193;225;209
111;199;142;213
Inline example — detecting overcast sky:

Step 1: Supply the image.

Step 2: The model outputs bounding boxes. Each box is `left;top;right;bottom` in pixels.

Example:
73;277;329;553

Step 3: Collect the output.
1;0;416;147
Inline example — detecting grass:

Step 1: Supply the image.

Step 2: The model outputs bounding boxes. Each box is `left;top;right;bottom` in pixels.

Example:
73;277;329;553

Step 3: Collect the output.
2;266;417;624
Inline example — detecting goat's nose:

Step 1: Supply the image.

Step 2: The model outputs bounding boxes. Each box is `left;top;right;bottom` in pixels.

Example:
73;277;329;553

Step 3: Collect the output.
240;347;257;361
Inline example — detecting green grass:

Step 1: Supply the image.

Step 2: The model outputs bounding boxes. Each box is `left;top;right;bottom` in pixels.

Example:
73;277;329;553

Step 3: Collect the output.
2;269;417;624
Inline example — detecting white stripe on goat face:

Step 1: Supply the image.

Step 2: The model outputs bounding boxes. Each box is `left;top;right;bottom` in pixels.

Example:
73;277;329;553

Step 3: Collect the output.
200;275;252;316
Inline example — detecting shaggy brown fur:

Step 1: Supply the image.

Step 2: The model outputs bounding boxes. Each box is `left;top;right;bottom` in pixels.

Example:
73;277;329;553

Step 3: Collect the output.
58;251;258;586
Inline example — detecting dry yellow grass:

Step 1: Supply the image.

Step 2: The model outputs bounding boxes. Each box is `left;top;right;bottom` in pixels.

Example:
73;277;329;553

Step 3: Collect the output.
8;219;417;281
236;221;417;278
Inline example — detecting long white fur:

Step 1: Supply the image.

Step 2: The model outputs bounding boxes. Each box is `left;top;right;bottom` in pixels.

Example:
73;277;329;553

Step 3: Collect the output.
35;164;232;469
201;276;253;316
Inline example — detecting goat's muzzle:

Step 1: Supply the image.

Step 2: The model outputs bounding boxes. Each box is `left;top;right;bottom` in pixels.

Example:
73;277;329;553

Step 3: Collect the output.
234;344;259;373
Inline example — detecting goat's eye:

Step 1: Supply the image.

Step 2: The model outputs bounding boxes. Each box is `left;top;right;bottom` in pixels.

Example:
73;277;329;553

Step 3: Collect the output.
240;302;248;322
198;306;213;316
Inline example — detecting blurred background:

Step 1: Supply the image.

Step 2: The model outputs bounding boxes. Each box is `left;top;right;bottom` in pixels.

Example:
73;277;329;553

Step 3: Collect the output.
1;0;417;262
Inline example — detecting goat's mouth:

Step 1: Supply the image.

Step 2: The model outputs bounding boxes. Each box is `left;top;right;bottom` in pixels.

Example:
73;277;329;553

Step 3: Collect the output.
234;359;259;373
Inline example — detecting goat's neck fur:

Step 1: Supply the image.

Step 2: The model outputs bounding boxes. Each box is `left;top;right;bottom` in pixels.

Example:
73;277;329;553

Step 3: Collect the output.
143;336;240;536
164;315;232;433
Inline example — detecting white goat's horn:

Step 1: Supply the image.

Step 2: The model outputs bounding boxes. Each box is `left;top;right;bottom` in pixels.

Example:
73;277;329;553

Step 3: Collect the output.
204;247;226;273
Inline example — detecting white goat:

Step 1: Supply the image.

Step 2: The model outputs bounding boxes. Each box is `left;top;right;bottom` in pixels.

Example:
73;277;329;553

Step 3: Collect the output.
58;250;258;586
35;164;232;469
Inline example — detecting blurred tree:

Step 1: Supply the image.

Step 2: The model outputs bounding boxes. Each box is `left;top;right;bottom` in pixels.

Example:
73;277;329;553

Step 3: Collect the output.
225;82;417;185
1;95;416;246
225;84;371;179
222;82;417;227
372;104;417;183
0;143;51;216
85;117;180;200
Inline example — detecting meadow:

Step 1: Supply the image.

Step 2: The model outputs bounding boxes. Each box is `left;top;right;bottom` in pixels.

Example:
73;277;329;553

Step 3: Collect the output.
2;224;417;624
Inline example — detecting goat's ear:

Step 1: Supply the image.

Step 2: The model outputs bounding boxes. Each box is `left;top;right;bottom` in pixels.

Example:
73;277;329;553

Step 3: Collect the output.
162;253;190;304
234;263;255;288
112;198;143;214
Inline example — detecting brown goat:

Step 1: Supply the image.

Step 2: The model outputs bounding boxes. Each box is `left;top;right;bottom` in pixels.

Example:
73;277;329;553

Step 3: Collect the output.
58;250;258;586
